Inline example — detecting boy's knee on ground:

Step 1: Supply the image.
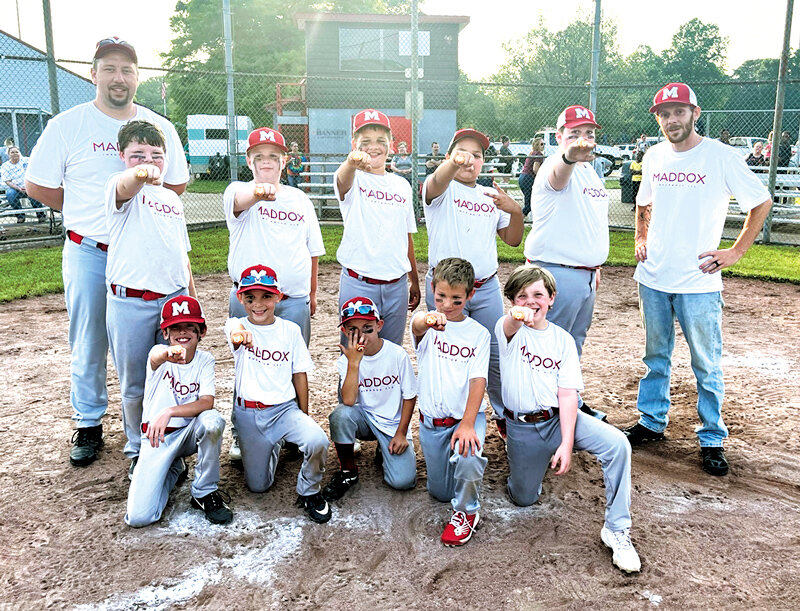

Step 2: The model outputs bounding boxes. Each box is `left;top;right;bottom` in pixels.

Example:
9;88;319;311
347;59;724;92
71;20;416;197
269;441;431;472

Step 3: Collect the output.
125;507;158;528
198;411;225;441
508;482;540;507
384;465;416;490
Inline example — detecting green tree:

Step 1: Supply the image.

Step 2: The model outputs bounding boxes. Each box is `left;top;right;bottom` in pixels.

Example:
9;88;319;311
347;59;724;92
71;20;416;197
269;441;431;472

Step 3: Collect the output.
663;18;728;81
162;0;396;132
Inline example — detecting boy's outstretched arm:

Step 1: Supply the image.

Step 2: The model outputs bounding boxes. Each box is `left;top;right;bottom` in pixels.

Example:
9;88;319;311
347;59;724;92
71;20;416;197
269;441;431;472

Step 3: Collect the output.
335;151;374;200
116;164;161;206
450;377;486;457
423;152;472;202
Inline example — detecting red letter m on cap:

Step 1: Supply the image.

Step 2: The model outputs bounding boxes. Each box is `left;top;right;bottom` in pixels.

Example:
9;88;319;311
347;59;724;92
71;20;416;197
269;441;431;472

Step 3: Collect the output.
662;86;679;101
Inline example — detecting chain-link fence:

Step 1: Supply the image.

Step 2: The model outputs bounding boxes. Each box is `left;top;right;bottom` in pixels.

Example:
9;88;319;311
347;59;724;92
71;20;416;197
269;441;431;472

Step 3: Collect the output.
2;25;799;247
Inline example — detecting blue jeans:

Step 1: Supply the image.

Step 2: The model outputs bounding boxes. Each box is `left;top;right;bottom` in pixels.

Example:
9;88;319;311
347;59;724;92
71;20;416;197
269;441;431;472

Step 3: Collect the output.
636;284;727;447
6;187;46;221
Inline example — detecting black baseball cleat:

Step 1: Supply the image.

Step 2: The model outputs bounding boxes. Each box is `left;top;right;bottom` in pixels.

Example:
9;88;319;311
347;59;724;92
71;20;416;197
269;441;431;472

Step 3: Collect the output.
191;490;233;524
580;403;608;422
175;457;190;487
701;447;729;476
622;422;665;445
297;492;332;523
322;470;359;501
127;456;139;481
69;425;103;467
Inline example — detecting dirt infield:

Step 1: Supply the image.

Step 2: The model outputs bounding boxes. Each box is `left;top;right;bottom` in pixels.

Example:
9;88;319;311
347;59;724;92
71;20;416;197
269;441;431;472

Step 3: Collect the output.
1;264;799;610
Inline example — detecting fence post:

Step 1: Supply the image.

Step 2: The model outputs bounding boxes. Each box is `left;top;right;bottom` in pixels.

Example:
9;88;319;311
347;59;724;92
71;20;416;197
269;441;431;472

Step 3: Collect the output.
42;0;59;117
223;0;238;181
588;0;601;113
764;0;795;244
410;0;420;218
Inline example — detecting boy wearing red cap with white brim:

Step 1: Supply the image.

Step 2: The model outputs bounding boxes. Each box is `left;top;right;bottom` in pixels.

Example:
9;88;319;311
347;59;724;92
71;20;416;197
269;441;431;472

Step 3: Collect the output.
523;105;610;423
225;265;332;523
322;297;418;502
126;295;231;527
335;109;421;346
622;83;771;477
223;127;325;461
422;128;524;426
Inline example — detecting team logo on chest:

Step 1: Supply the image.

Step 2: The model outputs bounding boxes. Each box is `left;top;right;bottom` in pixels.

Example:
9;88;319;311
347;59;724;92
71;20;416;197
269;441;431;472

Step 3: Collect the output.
358;186;406;206
432;334;477;360
359;374;400;390
142;194;183;218
258;205;305;224
519;344;561;370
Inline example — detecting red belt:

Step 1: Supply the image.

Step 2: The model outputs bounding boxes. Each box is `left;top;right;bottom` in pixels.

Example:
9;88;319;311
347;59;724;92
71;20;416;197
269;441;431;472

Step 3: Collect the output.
503;407;558;424
237;397;274;409
141;423;185;434
526;259;599;272
110;284;166;301
473;272;497;288
420;413;460;427
346;268;402;285
67;230;108;252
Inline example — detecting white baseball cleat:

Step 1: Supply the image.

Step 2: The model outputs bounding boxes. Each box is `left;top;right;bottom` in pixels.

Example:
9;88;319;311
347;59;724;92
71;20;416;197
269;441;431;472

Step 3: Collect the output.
601;526;641;573
229;436;242;461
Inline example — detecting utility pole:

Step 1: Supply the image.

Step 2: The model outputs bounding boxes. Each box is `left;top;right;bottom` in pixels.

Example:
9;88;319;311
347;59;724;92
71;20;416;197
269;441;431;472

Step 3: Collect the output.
223;0;238;180
42;0;60;116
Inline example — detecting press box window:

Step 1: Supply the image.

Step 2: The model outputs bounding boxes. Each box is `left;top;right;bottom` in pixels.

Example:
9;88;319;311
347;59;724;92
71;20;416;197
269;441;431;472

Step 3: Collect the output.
339;28;430;72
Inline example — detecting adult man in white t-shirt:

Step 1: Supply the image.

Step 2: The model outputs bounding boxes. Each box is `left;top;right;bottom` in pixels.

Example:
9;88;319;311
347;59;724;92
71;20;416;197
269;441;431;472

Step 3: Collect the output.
26;38;189;468
523;105;609;422
623;83;771;477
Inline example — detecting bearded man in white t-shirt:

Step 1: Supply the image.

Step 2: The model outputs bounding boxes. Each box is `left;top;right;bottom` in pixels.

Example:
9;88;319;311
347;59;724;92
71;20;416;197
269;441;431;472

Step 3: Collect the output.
623;83;771;477
523;105;610;423
26;38;189;469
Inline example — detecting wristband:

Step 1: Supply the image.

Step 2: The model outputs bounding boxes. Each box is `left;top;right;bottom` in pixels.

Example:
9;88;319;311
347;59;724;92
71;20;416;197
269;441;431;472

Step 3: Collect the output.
562;153;576;165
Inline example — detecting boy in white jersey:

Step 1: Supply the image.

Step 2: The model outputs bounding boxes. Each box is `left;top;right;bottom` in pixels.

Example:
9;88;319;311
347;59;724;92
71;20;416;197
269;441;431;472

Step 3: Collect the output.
496;265;639;573
104;120;196;479
126;295;232;527
523;105;611;423
410;258;490;547
335;109;421;346
224;126;325;462
322;297;417;501
422;127;524;435
225;265;332;523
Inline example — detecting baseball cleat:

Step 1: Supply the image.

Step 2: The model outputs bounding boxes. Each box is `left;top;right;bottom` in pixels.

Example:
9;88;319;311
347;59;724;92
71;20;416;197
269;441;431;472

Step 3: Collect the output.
441;511;479;547
175;457;189;487
127;456;139;481
621;422;664;445
701;447;729;476
191;490;233;525
580;403;608;422
229;436;242;462
296;492;332;523
322;469;359;501
69;425;103;467
601;526;641;573
353;439;362;455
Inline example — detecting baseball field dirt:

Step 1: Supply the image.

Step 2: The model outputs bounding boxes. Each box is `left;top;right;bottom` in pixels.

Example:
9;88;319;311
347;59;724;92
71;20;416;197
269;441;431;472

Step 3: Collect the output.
1;264;799;610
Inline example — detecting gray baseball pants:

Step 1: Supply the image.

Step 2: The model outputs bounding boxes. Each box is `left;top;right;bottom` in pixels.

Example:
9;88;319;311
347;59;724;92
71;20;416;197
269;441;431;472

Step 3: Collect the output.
235;399;328;495
339;269;409;346
419;413;487;514
329;402;416;490
125;409;226;527
505;410;632;531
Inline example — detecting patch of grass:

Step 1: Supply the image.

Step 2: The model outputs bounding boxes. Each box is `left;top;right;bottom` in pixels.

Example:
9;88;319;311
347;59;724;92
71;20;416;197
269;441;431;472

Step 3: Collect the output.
1;226;798;303
186;180;228;194
605;179;621;189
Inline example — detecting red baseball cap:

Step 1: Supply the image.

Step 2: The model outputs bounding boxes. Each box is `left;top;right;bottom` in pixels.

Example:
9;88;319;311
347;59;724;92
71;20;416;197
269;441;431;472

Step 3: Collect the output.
247;127;288;154
447;128;490;154
94;37;138;64
237;265;282;297
340;297;381;327
352;109;391;135
160;295;206;330
557;105;601;130
649;83;699;113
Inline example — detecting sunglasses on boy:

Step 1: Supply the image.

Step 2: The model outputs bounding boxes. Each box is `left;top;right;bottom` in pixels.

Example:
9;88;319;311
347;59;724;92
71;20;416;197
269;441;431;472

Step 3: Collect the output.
241;274;278;288
341;304;379;319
